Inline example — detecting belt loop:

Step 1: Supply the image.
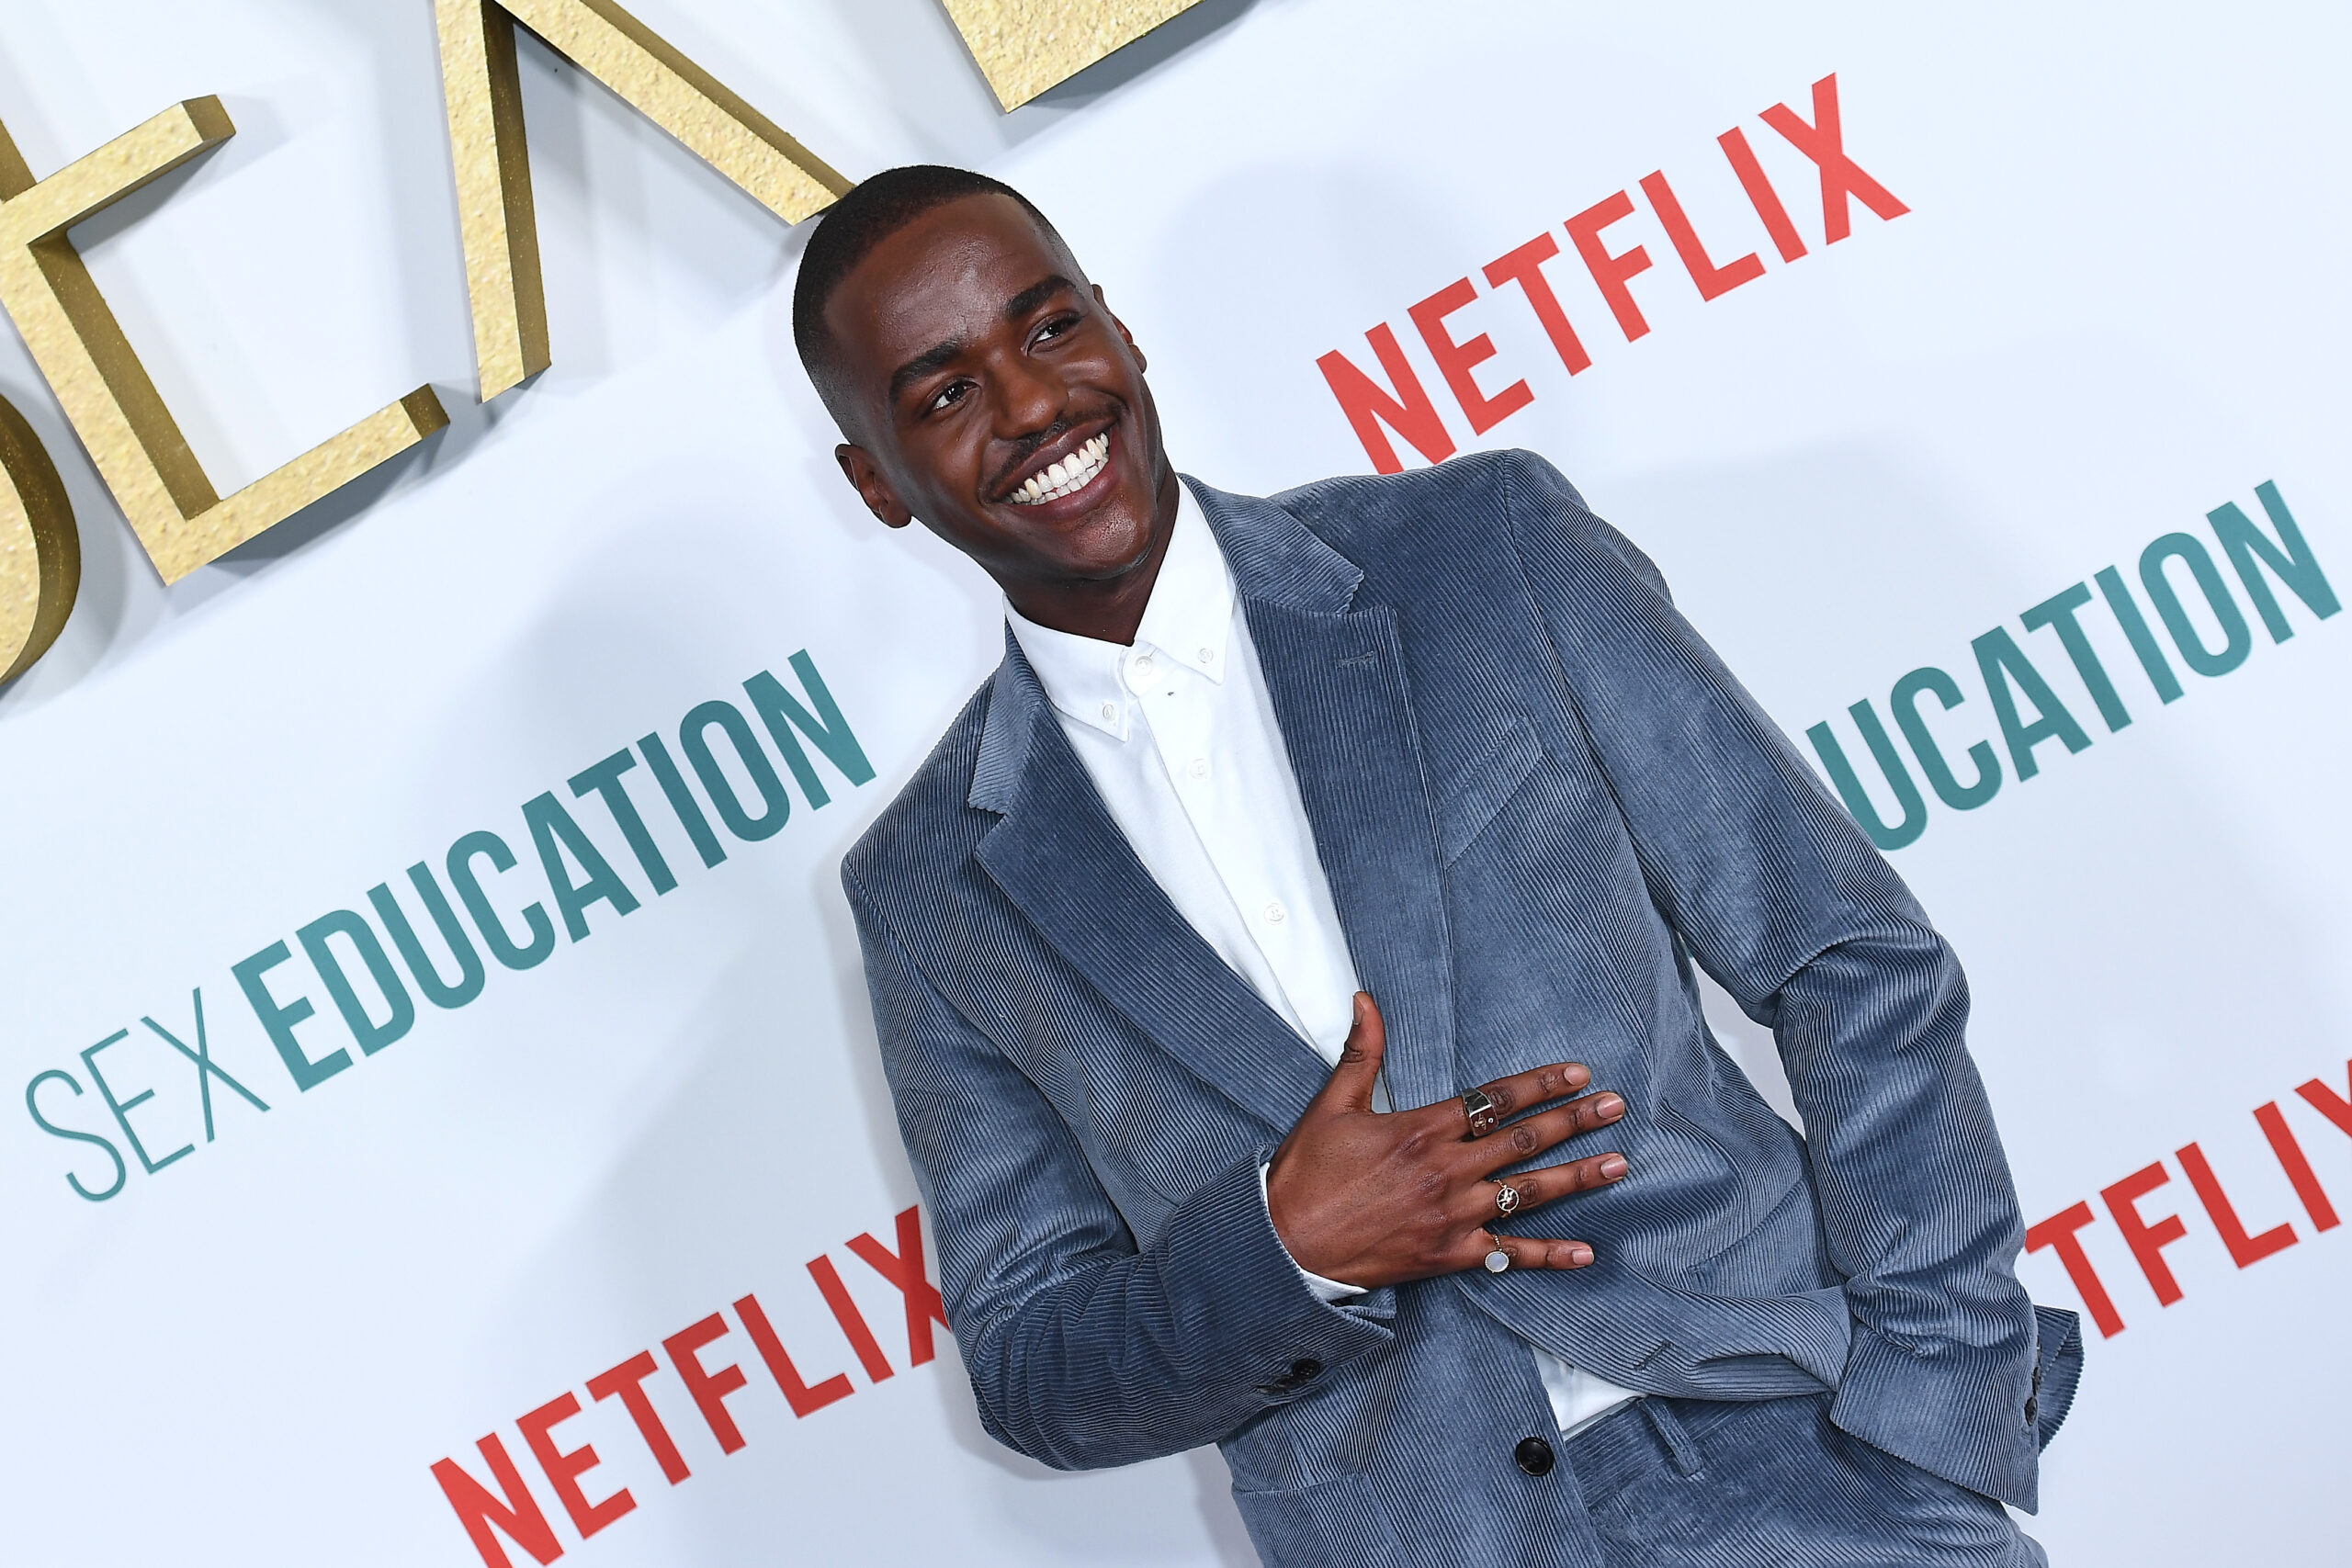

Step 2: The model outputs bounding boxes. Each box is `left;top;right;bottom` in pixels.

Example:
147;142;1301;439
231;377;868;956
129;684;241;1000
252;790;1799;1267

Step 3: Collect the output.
1641;1399;1703;1479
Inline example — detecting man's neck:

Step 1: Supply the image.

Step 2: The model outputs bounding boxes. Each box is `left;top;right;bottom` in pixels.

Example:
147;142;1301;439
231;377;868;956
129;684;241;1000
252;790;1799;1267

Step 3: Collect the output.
999;468;1183;646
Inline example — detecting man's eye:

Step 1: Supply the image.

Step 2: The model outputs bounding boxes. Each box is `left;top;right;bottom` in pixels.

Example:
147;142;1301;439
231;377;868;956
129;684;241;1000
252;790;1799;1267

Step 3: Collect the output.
1035;313;1079;346
927;382;968;413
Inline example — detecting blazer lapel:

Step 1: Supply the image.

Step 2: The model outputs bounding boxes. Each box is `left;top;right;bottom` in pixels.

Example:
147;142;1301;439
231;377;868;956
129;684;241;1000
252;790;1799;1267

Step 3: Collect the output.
971;640;1330;1135
1193;482;1461;1114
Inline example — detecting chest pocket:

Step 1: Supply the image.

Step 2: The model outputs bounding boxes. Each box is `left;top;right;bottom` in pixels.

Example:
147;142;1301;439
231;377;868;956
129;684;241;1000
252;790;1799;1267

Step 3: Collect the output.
1434;713;1545;865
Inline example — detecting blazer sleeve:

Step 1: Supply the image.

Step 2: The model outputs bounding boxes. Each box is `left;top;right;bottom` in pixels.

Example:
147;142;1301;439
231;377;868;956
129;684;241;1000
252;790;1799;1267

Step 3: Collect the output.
1494;449;2047;1508
842;865;1393;1472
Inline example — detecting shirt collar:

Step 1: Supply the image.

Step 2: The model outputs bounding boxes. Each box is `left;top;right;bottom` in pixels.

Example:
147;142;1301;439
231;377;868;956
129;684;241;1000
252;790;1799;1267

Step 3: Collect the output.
1006;479;1235;741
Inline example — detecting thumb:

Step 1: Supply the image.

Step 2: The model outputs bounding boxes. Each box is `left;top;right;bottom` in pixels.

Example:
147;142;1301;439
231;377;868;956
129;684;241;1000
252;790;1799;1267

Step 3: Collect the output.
1317;992;1385;1112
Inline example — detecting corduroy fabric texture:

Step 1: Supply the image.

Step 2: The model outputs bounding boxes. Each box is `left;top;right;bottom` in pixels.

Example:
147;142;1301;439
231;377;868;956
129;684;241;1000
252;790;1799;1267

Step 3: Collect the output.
1569;1392;2048;1566
842;449;2077;1566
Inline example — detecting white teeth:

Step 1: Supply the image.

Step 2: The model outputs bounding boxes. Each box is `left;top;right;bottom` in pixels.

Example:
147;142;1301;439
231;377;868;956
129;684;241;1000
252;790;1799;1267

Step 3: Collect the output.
1010;433;1112;503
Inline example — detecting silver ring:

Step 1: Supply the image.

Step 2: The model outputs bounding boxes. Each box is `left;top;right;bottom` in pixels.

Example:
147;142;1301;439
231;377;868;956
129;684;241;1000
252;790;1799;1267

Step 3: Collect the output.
1494;1182;1521;1217
1483;1247;1511;1273
1462;1088;1498;1139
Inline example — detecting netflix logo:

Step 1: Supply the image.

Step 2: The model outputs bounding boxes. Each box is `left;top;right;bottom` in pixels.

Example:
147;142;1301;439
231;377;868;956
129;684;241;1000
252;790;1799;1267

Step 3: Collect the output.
429;1206;948;1566
2026;1063;2350;1338
1316;73;1907;473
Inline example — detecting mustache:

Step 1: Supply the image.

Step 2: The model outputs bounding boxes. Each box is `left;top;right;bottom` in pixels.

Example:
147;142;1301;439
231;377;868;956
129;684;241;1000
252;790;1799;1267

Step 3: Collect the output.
989;408;1117;500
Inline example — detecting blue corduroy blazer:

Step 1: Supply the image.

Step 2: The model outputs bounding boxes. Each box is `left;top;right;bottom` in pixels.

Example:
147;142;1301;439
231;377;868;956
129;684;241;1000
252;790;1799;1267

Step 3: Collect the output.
842;450;2080;1562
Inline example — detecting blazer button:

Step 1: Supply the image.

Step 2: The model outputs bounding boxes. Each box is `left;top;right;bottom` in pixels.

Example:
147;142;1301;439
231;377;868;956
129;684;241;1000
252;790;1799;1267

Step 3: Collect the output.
1290;1359;1323;1383
1514;1436;1555;1476
2024;1396;2039;1425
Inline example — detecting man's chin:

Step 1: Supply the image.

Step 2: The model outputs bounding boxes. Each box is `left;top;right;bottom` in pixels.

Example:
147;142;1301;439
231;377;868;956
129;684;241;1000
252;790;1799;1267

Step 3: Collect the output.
1013;493;1160;575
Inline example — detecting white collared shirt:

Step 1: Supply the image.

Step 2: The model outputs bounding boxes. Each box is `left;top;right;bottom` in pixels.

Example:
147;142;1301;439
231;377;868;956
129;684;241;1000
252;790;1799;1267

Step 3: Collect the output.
1007;478;1638;1438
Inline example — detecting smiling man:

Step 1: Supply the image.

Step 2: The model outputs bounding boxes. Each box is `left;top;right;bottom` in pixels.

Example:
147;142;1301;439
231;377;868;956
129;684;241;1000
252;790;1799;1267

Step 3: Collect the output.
800;165;2079;1568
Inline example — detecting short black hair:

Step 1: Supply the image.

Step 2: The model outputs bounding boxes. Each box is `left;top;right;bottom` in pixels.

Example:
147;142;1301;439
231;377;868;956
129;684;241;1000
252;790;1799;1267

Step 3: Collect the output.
791;164;1059;415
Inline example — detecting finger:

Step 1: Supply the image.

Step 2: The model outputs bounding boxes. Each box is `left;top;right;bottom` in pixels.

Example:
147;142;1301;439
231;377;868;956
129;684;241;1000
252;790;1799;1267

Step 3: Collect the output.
1460;1153;1628;1224
1495;1236;1598;1271
1316;992;1385;1113
1458;1060;1595;1132
1462;1229;1594;1272
1462;1090;1626;1173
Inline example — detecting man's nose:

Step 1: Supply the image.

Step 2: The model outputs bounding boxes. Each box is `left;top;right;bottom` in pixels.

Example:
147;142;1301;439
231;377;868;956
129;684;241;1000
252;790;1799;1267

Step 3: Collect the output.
990;350;1065;439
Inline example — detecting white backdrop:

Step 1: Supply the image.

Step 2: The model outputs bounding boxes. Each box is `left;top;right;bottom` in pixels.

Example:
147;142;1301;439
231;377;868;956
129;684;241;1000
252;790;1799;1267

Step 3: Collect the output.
2;3;2346;1564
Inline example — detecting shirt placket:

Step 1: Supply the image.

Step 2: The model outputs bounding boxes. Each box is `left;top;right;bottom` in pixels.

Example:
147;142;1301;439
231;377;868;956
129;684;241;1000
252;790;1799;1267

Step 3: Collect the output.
1139;647;1314;1035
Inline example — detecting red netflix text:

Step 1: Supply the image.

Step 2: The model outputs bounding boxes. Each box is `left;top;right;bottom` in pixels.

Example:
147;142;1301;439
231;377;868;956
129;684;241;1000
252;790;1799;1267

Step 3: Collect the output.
2025;1062;2350;1338
1317;72;1909;473
429;1205;949;1566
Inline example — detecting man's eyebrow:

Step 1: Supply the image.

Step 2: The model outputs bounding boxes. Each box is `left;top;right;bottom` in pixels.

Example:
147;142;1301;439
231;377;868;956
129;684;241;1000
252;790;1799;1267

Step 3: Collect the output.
1003;274;1078;321
887;339;967;406
884;276;1081;406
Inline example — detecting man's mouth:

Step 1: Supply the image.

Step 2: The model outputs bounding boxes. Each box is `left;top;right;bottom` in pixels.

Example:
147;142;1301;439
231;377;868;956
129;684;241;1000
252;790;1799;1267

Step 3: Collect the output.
1005;432;1111;506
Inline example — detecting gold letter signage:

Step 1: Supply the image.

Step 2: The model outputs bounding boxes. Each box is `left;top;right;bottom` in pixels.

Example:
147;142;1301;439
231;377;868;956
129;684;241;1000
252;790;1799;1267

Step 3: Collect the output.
0;101;447;585
434;0;852;400
0;9;1200;685
937;0;1207;110
0;391;74;682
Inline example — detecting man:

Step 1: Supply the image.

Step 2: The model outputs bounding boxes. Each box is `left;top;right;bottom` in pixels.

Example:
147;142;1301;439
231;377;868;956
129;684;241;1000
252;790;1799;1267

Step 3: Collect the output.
799;164;2079;1567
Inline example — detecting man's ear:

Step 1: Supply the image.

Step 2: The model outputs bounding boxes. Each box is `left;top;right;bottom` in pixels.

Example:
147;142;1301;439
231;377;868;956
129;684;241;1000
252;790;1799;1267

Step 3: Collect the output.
836;444;915;529
1094;283;1146;373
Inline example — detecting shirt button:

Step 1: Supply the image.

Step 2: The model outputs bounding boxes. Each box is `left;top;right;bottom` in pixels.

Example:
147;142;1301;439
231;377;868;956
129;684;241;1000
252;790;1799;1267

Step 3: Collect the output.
1263;902;1287;925
1099;702;1117;723
1188;757;1209;779
1199;646;1216;663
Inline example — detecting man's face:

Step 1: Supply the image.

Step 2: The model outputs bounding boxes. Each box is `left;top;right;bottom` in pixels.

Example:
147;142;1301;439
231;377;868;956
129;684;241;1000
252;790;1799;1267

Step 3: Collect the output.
821;195;1177;617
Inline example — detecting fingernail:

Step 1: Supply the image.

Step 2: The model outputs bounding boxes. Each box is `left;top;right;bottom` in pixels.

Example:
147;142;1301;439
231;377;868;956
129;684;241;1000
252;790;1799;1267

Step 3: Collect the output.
1567;1245;1593;1267
1594;1093;1624;1118
1600;1155;1627;1179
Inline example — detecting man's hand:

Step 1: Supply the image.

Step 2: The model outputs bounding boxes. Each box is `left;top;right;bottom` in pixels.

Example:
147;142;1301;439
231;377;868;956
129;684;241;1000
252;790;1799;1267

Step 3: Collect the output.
1265;992;1628;1289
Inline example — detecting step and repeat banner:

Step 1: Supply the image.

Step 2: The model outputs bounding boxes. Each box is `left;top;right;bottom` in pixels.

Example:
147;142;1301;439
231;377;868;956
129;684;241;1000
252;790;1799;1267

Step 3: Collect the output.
1;3;2345;1564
